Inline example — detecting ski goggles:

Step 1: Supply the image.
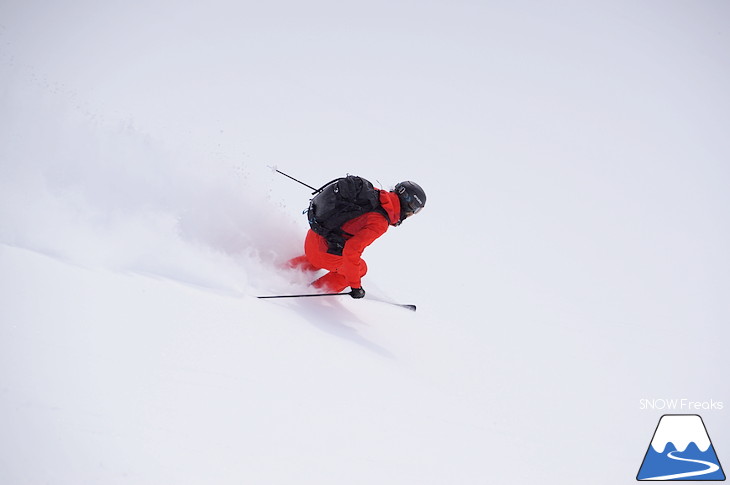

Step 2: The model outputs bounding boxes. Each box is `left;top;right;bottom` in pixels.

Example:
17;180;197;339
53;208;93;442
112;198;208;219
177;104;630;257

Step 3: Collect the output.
405;205;422;216
400;193;424;215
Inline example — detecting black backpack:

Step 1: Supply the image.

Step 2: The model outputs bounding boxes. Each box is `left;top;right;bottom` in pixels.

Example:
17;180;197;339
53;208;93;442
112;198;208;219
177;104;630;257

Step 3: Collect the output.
307;175;389;255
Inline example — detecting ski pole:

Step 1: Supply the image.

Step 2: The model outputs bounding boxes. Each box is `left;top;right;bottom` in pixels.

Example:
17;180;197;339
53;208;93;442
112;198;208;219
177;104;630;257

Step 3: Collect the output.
257;291;417;311
268;166;320;193
257;291;352;299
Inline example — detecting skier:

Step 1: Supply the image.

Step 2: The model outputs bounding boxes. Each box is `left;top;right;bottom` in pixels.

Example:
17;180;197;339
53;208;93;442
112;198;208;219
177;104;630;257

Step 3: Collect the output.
288;179;426;299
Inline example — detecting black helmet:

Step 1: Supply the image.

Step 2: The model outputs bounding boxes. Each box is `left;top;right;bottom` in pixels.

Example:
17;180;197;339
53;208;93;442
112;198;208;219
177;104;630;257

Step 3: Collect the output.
394;181;426;222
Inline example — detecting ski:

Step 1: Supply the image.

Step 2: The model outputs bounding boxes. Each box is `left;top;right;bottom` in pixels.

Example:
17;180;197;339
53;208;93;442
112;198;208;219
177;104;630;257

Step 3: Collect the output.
365;297;416;312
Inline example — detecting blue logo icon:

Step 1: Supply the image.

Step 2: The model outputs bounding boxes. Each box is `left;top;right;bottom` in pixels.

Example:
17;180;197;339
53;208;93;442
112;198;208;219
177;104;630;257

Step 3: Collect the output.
637;414;725;481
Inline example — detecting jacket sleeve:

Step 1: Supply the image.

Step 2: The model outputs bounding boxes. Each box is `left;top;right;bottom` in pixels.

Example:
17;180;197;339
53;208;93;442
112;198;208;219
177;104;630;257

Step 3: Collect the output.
340;214;389;288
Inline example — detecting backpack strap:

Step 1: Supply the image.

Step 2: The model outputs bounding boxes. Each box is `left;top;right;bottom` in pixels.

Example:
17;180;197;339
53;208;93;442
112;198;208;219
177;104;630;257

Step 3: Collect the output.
312;178;340;195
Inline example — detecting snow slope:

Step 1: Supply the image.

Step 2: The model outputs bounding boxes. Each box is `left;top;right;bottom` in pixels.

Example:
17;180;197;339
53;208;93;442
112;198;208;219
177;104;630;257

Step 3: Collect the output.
2;1;730;484
1;245;488;484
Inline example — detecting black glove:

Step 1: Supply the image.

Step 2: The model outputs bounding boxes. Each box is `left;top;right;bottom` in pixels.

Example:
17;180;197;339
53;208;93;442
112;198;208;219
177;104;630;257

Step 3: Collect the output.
350;287;366;299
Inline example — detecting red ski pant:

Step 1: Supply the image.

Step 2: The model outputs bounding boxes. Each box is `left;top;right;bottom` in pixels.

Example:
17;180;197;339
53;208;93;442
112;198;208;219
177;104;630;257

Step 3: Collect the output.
288;230;367;292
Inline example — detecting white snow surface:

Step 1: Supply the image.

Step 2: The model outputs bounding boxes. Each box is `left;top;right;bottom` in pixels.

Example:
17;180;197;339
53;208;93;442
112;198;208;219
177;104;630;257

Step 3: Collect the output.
1;1;730;484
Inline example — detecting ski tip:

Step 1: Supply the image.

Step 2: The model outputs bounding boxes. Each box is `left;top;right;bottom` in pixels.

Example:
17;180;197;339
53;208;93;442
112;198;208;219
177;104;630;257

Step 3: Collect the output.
361;297;417;311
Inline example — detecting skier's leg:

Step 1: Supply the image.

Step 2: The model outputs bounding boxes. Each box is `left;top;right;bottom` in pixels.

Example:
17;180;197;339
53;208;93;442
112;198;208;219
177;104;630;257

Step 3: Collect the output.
287;255;319;272
311;259;367;292
312;272;348;293
304;230;343;272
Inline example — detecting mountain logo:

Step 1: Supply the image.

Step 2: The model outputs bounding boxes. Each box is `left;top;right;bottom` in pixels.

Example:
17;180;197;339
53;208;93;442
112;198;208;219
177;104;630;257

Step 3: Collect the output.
637;414;725;481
